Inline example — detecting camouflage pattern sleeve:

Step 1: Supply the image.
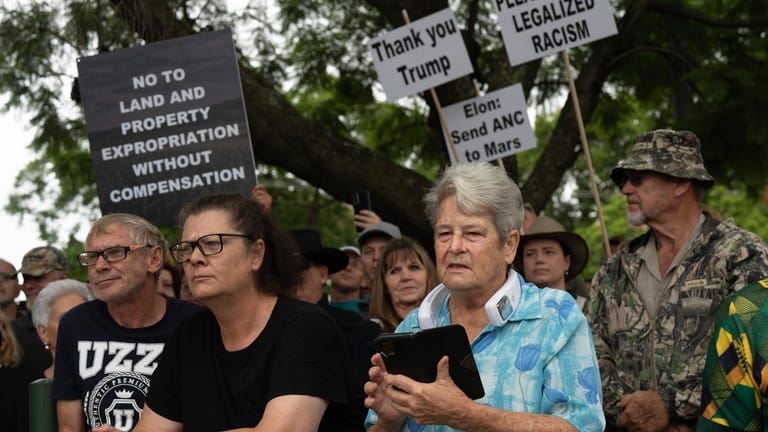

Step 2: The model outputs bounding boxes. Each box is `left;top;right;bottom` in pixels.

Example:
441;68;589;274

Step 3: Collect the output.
584;256;626;419
718;220;768;293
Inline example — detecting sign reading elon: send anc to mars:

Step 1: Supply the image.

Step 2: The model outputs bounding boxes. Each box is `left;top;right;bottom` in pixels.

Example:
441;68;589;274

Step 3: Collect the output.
77;29;256;226
442;84;536;164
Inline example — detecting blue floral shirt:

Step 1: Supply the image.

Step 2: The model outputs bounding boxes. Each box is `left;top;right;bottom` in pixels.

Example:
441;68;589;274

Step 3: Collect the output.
365;274;605;432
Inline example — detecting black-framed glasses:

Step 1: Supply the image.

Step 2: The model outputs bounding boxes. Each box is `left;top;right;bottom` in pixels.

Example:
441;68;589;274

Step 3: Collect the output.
78;245;152;267
170;233;253;264
0;272;18;282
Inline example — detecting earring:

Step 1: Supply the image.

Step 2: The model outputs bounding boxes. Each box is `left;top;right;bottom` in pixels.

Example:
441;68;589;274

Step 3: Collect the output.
565;271;569;276
43;341;50;351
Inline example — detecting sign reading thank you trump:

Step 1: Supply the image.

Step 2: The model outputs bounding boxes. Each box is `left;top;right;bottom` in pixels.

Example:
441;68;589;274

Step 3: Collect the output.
368;8;473;102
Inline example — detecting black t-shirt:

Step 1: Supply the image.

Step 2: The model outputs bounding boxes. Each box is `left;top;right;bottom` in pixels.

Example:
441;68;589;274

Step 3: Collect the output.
52;297;201;430
322;299;379;394
12;303;51;381
146;295;355;431
0;367;33;432
321;303;380;432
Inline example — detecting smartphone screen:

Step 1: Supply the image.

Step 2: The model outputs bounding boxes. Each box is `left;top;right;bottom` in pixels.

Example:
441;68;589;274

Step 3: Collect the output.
352;191;372;214
374;325;485;399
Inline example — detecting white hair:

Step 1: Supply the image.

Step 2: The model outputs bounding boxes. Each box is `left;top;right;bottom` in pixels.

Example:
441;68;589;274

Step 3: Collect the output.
31;279;93;328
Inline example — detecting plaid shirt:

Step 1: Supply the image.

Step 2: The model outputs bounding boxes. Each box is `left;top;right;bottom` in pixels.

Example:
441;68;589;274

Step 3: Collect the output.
698;276;768;431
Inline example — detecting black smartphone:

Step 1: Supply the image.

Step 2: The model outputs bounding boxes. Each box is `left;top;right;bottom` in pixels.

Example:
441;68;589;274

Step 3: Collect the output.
374;325;485;399
352;191;372;232
352;190;372;214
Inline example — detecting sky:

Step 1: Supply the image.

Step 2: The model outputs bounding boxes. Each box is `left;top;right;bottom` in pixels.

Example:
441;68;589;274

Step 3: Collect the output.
0;108;49;268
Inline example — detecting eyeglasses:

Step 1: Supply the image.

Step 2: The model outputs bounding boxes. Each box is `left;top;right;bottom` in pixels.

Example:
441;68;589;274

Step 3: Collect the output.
618;171;646;188
170;233;253;264
78;245;152;267
0;272;18;282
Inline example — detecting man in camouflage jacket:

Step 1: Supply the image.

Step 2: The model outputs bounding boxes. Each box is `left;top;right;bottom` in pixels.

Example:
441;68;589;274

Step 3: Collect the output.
585;129;768;432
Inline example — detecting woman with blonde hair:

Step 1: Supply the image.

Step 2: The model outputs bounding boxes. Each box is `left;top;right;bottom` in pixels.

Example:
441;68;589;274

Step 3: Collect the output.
0;311;31;431
369;237;438;333
0;311;22;367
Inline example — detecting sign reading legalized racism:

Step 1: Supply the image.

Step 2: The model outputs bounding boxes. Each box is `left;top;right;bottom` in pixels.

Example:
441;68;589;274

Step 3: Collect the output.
495;0;618;66
368;8;473;102
442;84;536;164
77;29;256;225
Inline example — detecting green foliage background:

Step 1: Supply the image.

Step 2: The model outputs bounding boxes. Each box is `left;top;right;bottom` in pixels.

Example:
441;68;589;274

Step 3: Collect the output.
0;0;766;279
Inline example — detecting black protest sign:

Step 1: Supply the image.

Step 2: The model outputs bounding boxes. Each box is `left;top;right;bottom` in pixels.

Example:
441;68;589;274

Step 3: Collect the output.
77;29;256;226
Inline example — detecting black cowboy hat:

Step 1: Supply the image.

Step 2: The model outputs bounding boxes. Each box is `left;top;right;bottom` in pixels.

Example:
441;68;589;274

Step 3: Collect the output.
290;229;348;274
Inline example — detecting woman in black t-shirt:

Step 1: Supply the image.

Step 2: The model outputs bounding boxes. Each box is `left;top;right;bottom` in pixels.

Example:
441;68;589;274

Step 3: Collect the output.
103;193;354;432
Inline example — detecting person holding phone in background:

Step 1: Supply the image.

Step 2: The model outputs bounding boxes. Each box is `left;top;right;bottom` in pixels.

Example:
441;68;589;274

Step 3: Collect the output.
356;221;401;299
364;162;604;432
352;190;378;232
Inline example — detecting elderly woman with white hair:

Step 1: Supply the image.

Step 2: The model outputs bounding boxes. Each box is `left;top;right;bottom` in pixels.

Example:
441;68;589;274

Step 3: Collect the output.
30;279;93;379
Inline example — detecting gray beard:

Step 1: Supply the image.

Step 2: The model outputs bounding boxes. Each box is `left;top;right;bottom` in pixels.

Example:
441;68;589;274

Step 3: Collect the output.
627;211;647;227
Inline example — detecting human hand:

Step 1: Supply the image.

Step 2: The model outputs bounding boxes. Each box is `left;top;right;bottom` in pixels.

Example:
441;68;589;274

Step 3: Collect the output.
385;356;468;426
617;390;669;432
364;353;406;429
251;184;272;213
354;209;381;231
664;421;693;432
92;424;122;432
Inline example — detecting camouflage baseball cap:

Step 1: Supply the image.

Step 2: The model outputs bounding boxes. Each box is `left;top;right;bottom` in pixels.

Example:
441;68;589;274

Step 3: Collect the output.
20;246;68;277
610;129;715;187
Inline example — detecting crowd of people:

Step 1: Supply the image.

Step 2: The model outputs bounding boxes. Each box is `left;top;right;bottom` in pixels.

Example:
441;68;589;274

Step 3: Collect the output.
0;128;766;431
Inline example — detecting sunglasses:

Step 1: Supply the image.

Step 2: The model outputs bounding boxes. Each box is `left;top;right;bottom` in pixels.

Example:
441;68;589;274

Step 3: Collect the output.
0;272;18;282
618;171;647;188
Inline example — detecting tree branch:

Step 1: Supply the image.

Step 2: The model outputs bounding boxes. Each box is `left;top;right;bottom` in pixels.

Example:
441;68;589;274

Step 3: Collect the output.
109;0;435;245
649;1;768;29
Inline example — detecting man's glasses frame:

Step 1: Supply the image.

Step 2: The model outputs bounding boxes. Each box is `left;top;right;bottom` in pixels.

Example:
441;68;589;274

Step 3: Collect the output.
170;233;253;264
78;244;152;267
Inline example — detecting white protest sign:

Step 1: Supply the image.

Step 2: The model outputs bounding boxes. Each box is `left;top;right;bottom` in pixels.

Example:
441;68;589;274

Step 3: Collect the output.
368;8;473;102
442;84;536;164
495;0;618;66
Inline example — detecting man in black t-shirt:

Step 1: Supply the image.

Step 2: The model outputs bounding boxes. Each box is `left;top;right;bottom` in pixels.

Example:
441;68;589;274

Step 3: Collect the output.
53;214;199;431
